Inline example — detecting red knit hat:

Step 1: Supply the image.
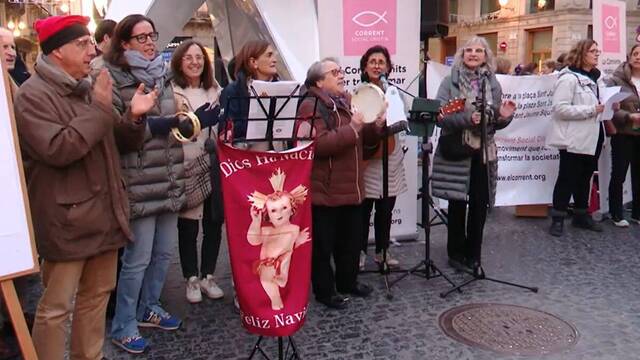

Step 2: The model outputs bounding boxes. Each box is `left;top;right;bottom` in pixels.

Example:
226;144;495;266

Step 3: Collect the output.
34;15;90;55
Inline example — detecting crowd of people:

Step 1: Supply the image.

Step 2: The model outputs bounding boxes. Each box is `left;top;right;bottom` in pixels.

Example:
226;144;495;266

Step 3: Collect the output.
0;11;638;360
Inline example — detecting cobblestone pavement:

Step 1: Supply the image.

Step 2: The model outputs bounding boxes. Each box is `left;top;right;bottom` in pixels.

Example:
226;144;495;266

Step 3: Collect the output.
17;207;640;359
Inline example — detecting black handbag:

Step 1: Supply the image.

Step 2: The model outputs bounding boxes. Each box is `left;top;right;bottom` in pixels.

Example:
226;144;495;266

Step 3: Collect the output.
438;130;478;161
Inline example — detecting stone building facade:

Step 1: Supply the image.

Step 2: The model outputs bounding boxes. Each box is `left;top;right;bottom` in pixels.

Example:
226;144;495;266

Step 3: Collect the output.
429;0;640;72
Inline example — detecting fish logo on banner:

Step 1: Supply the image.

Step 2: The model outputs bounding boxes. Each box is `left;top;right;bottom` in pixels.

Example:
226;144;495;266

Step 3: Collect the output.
343;0;397;56
218;141;315;337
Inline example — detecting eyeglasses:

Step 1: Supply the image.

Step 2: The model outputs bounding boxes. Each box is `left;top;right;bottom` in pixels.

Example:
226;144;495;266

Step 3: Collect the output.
324;67;344;77
464;47;485;54
183;55;205;63
367;59;387;67
588;49;602;55
73;37;96;50
130;31;159;44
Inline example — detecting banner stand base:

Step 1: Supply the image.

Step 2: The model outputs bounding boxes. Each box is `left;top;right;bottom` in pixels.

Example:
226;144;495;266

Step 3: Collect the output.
248;336;301;360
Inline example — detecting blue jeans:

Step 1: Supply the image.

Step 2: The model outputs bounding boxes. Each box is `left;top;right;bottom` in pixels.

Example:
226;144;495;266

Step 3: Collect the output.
110;212;178;339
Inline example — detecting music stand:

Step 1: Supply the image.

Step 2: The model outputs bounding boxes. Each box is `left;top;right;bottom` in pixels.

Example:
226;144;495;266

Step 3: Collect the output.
387;97;458;290
439;76;538;298
222;88;318;360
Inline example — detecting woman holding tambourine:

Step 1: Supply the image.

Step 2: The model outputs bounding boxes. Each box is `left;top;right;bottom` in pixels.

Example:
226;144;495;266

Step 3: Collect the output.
357;45;408;270
431;36;516;275
105;15;219;354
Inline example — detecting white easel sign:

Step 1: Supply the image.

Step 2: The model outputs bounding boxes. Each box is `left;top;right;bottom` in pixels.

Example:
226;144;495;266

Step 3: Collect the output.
0;69;37;280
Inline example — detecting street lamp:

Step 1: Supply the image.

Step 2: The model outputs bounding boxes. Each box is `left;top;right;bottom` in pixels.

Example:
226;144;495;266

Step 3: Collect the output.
537;0;547;8
7;20;15;30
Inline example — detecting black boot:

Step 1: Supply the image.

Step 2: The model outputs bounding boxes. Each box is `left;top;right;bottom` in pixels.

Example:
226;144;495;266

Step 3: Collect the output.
549;216;564;237
571;209;603;232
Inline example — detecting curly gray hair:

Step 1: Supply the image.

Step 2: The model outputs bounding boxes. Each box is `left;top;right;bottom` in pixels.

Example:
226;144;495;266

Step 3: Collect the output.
452;36;495;72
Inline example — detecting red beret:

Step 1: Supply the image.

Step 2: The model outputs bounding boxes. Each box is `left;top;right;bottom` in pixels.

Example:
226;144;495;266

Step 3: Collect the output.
34;15;90;54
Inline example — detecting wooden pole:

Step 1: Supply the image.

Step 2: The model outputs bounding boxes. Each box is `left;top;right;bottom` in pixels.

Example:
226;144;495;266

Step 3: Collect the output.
0;280;37;360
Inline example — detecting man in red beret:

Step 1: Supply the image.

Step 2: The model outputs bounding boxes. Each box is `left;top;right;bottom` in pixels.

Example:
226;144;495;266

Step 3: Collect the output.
14;15;159;360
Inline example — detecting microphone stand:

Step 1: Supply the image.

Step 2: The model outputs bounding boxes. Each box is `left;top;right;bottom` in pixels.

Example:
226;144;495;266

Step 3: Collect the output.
359;74;394;300
440;74;539;298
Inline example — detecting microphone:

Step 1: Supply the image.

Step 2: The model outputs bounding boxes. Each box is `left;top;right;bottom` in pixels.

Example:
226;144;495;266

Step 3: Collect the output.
478;68;490;78
379;72;390;92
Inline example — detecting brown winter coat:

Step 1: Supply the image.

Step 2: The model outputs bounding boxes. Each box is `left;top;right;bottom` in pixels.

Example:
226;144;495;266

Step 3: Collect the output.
14;55;144;262
297;87;382;207
607;62;640;136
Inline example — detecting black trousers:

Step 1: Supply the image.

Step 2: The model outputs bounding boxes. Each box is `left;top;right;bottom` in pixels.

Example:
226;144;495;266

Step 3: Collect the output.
447;154;489;264
552;150;600;213
608;134;640;219
312;204;363;300
177;196;223;279
552;129;603;213
361;197;397;254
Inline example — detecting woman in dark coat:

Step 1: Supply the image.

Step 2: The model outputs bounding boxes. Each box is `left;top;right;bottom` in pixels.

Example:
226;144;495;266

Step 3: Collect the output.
431;36;516;274
606;44;640;226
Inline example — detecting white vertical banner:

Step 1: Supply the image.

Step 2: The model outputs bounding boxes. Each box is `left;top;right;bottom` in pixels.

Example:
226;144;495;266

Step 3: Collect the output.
317;0;421;239
592;0;627;78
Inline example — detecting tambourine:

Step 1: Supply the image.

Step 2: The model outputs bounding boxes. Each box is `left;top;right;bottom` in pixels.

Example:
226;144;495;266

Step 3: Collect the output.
171;111;202;143
351;83;385;123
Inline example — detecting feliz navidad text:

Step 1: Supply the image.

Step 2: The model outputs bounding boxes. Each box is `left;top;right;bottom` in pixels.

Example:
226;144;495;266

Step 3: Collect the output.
241;307;308;329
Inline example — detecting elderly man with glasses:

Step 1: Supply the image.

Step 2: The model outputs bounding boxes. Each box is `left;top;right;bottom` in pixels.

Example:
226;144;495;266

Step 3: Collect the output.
296;58;384;309
13;15;157;360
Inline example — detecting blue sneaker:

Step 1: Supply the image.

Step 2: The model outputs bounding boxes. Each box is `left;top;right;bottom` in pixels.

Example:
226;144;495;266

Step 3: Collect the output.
138;309;181;330
111;335;147;354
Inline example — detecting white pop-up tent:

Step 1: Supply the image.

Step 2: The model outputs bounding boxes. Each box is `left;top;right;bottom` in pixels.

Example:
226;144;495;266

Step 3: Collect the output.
105;0;319;82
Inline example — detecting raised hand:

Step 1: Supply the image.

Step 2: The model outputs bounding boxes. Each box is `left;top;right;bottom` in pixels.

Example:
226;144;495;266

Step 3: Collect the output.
92;69;113;108
499;100;517;118
295;227;311;247
250;206;263;222
130;84;158;119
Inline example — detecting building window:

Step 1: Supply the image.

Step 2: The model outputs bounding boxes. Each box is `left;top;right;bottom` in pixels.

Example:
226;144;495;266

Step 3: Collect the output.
449;0;458;22
528;27;553;71
529;0;555;13
587;25;593;40
481;0;500;15
480;32;498;55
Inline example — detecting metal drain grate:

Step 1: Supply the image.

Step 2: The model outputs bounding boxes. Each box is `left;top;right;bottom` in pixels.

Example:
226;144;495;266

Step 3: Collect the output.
439;303;579;356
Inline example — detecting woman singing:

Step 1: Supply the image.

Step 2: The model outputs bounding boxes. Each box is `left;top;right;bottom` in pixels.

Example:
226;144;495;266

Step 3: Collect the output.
171;40;225;303
219;40;278;150
357;45;407;269
547;39;605;236
431;36;516;273
105;15;218;353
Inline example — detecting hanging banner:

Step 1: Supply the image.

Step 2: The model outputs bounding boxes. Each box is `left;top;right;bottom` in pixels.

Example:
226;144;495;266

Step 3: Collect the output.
592;0;627;78
317;0;421;240
425;63;631;208
218;141;314;336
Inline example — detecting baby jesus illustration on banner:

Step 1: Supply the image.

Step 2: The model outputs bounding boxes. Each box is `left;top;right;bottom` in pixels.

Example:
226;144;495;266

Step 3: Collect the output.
247;168;311;310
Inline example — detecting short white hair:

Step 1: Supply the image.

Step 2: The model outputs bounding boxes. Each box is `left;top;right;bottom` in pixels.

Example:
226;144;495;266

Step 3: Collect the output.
0;28;14;40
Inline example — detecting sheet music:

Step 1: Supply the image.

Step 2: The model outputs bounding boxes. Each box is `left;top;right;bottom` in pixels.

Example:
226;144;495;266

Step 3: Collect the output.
247;81;301;140
385;86;408;126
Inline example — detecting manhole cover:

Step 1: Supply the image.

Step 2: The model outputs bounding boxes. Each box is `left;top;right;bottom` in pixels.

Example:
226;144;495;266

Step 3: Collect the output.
439;303;578;356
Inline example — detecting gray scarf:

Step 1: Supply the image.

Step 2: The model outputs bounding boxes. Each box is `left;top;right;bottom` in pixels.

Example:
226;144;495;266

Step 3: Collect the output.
124;50;167;89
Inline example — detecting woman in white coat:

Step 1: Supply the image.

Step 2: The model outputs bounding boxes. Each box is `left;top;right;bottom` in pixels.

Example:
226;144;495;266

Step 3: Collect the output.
547;39;605;236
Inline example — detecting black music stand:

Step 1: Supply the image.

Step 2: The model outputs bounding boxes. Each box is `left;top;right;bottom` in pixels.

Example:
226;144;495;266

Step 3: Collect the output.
387;97;457;290
439;76;538;298
223;88;318;360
